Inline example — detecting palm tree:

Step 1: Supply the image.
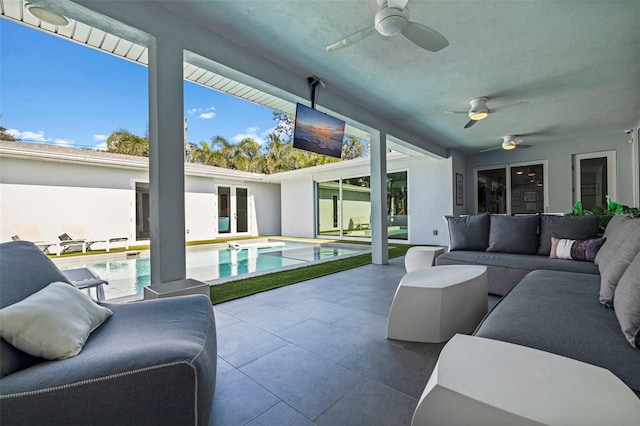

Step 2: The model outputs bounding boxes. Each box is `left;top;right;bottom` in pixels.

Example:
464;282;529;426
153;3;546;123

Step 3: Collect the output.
106;129;149;157
233;138;262;172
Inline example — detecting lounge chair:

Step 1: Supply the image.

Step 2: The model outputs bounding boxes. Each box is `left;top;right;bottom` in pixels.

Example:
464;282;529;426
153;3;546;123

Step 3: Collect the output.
10;223;84;256
59;224;129;252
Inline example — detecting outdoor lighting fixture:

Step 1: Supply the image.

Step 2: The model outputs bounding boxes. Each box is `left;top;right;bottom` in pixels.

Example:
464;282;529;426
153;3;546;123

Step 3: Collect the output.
26;3;70;27
516;170;524;175
528;171;536;177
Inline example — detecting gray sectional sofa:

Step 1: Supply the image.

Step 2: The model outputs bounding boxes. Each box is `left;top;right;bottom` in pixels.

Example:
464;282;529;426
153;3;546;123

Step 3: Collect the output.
438;213;640;398
0;241;217;426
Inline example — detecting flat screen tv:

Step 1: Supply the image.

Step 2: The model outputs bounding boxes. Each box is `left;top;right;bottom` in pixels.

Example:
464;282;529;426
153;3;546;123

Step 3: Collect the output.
292;103;345;159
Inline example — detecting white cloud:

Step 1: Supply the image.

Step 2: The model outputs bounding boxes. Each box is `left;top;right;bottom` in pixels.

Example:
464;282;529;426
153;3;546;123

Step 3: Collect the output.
93;134;108;142
199;111;216;119
54;138;74;147
7;129;51;143
231;126;273;145
187;106;216;119
95;142;108;151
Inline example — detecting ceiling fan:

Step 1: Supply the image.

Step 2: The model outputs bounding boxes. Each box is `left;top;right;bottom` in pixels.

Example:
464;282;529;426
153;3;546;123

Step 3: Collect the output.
326;0;449;53
479;135;532;153
444;97;529;129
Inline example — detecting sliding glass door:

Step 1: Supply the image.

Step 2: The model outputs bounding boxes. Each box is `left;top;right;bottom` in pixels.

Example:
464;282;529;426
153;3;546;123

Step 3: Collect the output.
316;171;408;240
476;162;547;214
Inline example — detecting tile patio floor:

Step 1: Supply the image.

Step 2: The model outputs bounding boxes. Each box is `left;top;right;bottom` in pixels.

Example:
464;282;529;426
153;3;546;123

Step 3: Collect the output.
210;257;500;425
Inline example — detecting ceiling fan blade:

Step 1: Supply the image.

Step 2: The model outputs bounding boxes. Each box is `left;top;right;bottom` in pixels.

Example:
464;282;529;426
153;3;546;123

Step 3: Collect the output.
387;0;409;10
479;146;502;153
517;144;532;149
326;25;376;52
490;101;529;114
464;119;478;129
444;110;468;115
401;22;449;52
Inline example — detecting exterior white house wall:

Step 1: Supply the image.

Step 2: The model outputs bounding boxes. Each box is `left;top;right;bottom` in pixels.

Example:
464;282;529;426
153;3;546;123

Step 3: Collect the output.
280;176;315;238
278;155;454;247
0;155;281;243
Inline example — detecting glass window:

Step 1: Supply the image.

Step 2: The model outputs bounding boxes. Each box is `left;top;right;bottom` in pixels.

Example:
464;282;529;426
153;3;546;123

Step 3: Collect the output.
342;176;371;237
511;164;544;214
387;171;408;240
317;180;340;237
477;168;507;214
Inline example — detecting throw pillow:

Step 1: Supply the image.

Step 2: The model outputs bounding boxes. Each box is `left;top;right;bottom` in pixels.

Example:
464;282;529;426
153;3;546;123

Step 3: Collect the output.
0;282;112;360
537;215;599;256
549;236;606;262
614;250;640;349
594;215;639;266
599;226;640;308
487;214;539;254
445;213;489;251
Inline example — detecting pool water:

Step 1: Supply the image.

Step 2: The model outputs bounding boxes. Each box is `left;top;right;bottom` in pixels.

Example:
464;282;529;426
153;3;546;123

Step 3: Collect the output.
57;241;362;300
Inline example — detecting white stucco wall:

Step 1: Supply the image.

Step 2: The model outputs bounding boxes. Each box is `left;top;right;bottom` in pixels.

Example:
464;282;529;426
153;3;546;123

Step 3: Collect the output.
280;176;315;238
277;154;454;247
0;155;280;243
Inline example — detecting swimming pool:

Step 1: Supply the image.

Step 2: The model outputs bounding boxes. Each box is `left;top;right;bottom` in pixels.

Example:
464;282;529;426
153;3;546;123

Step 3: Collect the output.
55;241;364;300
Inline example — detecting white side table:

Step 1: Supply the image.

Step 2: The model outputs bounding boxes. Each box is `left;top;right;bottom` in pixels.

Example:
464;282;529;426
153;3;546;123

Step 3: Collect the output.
404;246;445;272
143;278;210;300
386;265;487;343
412;334;640;426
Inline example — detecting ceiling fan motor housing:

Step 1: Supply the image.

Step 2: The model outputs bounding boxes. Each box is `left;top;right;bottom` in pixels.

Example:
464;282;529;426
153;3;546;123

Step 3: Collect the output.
469;97;489;120
375;6;409;36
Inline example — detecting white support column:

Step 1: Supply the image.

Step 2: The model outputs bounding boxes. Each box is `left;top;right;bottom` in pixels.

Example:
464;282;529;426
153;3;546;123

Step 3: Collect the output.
148;38;186;284
371;130;388;265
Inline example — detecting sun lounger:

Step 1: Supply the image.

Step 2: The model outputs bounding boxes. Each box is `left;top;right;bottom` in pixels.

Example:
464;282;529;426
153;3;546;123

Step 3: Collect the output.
60;224;129;252
62;267;109;301
10;223;84;256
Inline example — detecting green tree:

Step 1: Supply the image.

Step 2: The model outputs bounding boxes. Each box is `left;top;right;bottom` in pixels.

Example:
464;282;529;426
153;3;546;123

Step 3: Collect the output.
342;135;367;160
233;138;262;172
106;129;149;157
0;126;19;141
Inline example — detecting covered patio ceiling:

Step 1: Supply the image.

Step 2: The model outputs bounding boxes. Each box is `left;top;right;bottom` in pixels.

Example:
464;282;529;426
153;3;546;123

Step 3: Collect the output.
159;0;640;152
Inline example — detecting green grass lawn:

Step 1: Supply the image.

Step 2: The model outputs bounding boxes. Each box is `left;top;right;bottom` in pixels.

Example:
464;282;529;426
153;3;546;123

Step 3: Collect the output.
210;243;414;304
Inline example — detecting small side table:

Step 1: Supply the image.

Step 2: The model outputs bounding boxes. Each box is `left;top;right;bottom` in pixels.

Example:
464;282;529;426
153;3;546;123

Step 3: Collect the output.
404;246;444;272
62;267;108;301
412;334;640;425
144;278;210;300
387;265;487;343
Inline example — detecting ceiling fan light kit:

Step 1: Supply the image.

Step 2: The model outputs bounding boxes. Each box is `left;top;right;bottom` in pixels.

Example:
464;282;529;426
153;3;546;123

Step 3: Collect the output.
501;140;517;150
468;97;489;120
375;6;409;36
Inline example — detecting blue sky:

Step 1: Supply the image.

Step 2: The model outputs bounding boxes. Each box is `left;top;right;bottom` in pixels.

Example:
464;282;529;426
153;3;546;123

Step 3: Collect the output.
0;19;277;149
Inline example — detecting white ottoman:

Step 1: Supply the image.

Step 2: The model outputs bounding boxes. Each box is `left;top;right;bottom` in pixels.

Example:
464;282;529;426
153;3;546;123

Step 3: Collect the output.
412;334;640;426
404;246;445;272
386;265;487;343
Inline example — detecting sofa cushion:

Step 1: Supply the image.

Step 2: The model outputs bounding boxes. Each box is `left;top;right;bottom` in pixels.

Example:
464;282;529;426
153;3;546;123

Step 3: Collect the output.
436;250;599;296
549;236;606;262
487;214;539;254
538;215;599;256
0;282;113;360
599;226;640;307
614;250;640;349
0;241;71;377
475;270;640;395
595;215;640;266
445;213;489;251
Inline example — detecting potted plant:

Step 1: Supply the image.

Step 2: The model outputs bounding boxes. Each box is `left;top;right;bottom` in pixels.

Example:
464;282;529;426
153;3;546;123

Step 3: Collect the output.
567;196;639;230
